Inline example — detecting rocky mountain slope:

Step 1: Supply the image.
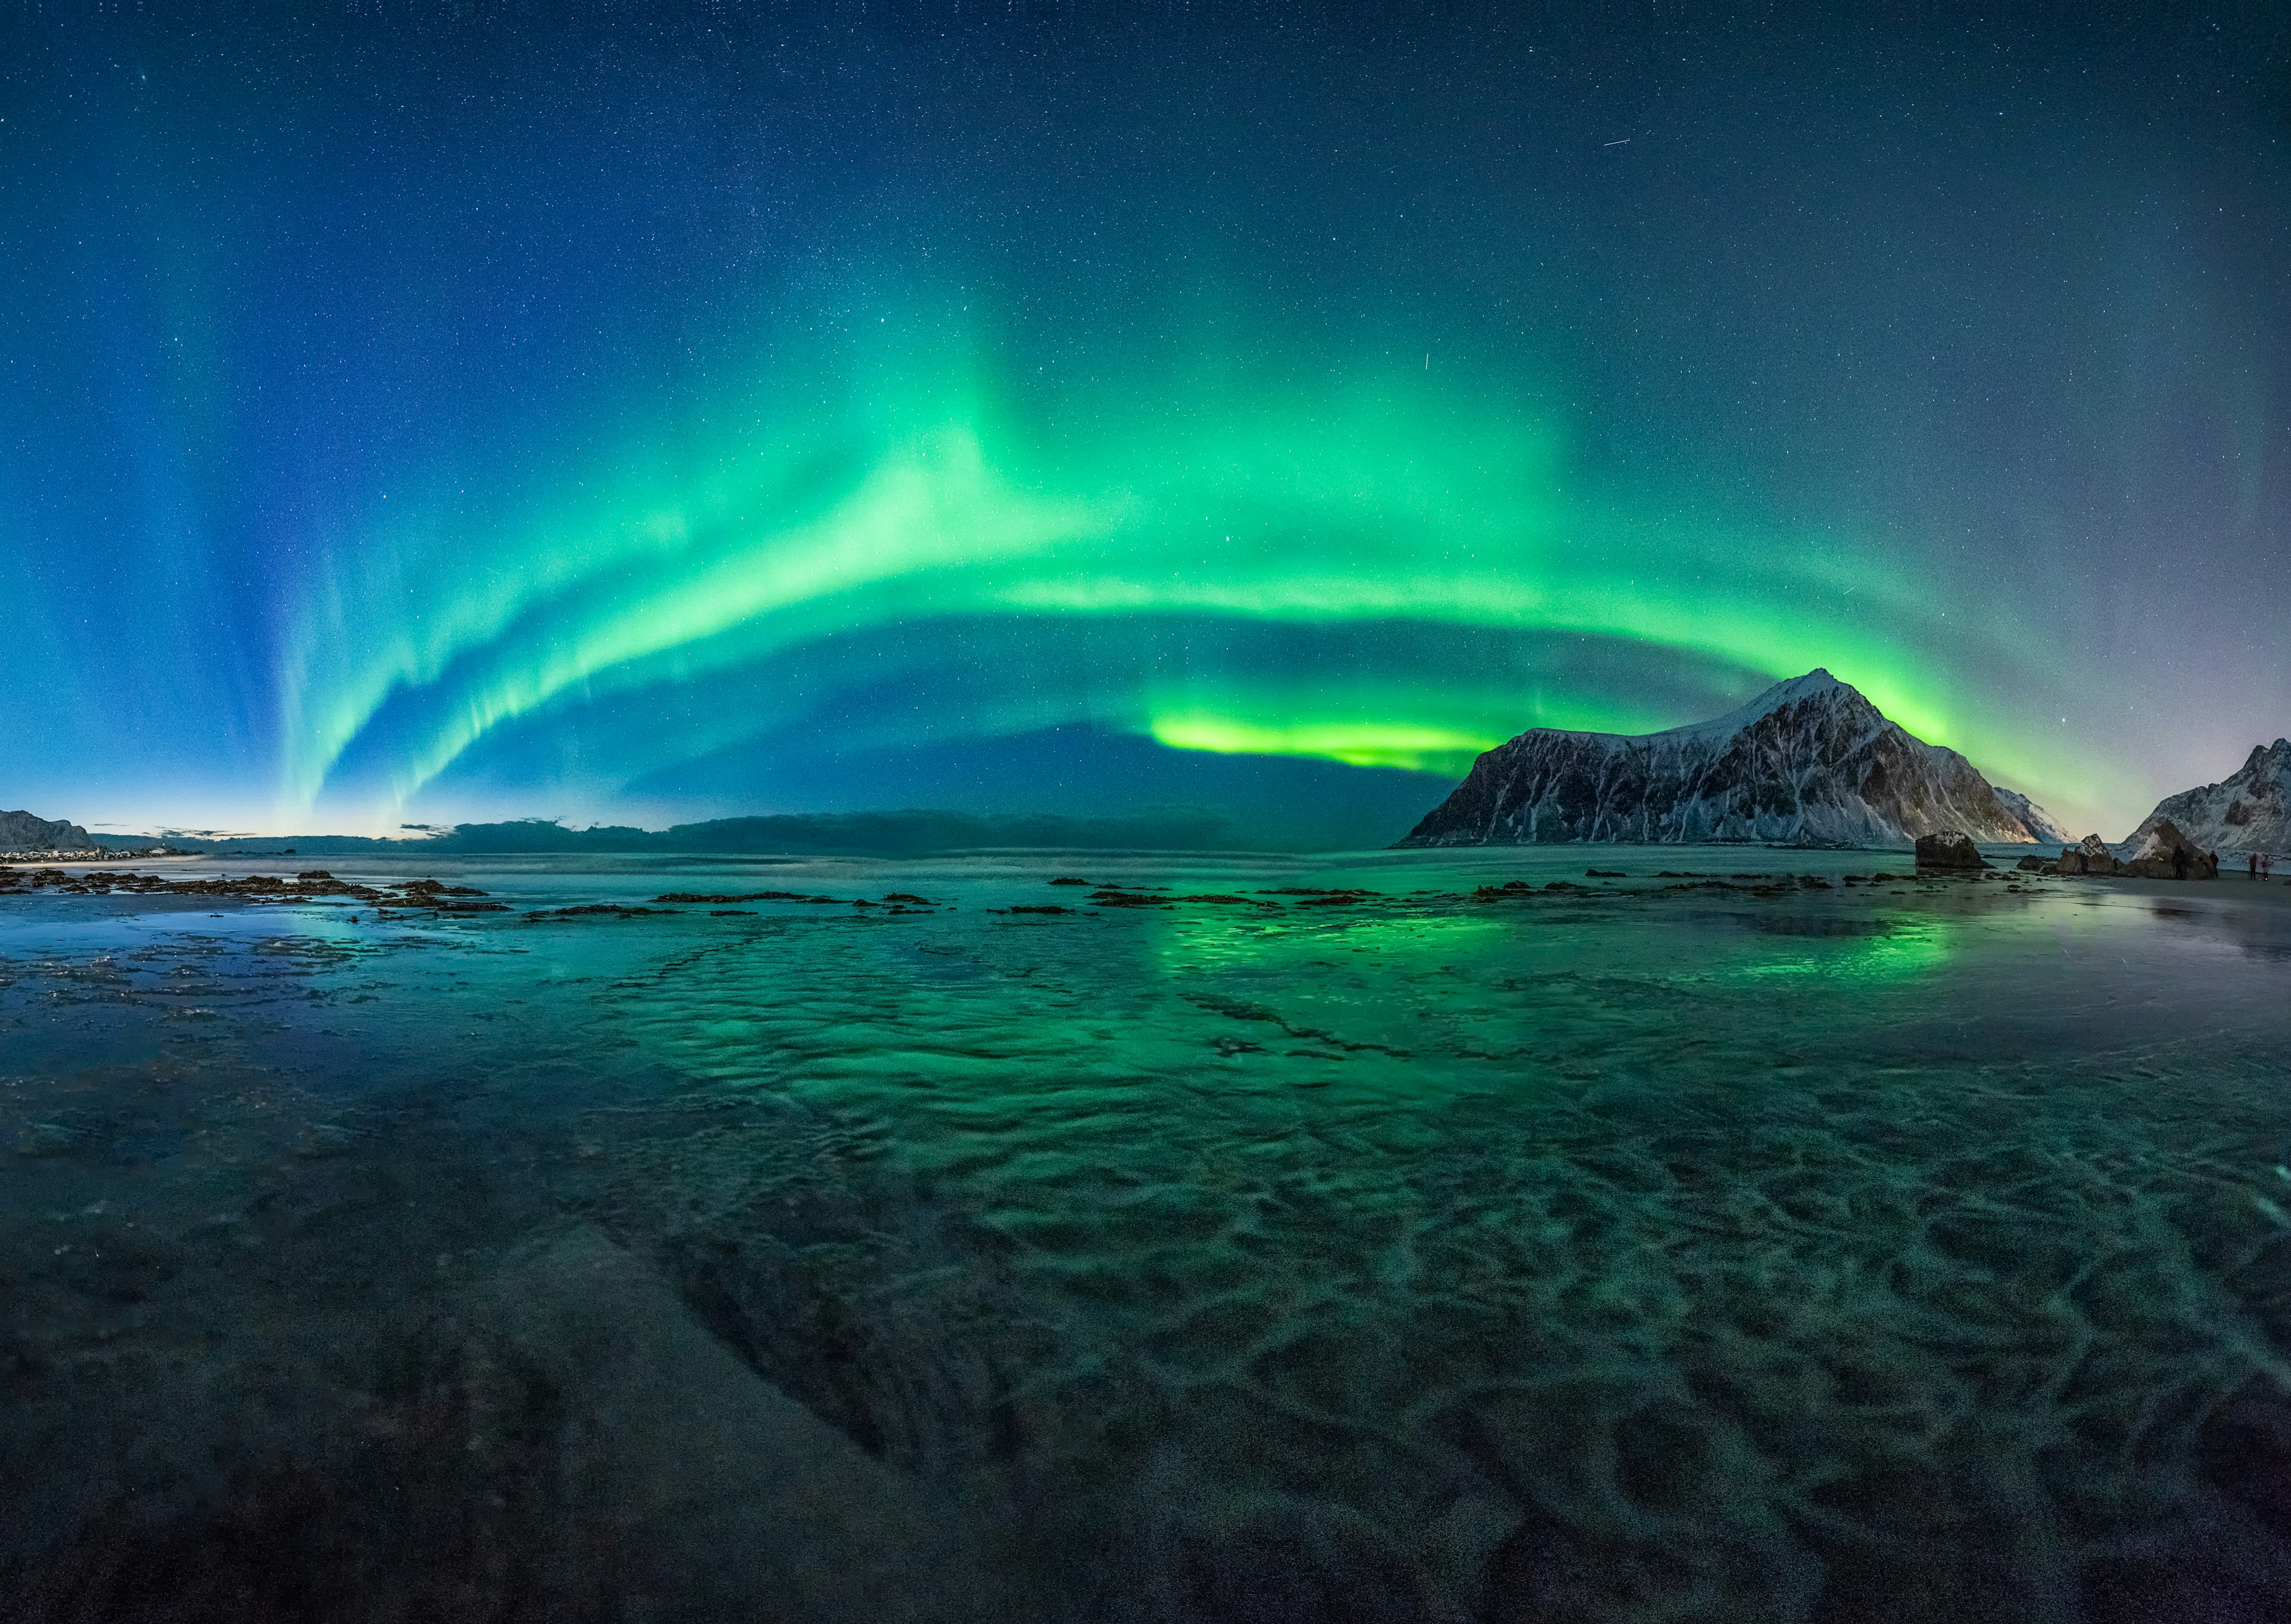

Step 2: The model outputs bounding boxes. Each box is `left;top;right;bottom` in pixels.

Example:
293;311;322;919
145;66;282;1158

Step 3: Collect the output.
0;808;96;851
1397;671;2067;848
2129;739;2290;853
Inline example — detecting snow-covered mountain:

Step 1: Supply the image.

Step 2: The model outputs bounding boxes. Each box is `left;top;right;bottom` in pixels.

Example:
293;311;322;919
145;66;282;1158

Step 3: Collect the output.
0;808;97;851
1396;670;2067;848
1991;788;2071;847
2129;739;2291;853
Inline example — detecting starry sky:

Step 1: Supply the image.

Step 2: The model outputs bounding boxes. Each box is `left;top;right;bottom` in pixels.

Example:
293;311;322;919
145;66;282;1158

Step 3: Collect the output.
5;3;2287;845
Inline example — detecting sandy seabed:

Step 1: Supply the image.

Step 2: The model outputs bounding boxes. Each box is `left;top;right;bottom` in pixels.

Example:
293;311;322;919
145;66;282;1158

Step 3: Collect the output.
5;847;2291;1623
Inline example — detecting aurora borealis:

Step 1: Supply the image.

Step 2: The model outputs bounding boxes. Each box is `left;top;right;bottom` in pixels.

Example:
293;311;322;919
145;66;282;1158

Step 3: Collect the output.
6;6;2288;844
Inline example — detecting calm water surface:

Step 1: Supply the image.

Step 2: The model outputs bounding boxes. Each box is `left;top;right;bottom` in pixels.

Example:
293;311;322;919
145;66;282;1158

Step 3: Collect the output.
6;847;2291;1622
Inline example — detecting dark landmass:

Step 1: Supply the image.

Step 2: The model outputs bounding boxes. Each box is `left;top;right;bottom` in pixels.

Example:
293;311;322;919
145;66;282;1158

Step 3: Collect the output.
1;808;98;852
96;808;1244;858
0;867;507;910
1397;671;2069;848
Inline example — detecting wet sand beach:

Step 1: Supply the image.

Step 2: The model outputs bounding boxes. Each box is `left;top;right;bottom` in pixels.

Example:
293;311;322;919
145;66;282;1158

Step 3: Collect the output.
6;847;2291;1622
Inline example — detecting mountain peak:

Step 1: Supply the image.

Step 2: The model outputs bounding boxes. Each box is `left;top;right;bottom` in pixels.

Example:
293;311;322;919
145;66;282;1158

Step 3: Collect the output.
1656;668;1858;740
1397;669;2055;848
2138;737;2291;851
1733;667;1848;714
0;808;98;853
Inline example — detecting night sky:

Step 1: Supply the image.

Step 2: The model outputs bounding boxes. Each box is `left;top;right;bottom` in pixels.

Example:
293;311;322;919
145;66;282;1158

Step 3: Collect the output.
6;4;2287;845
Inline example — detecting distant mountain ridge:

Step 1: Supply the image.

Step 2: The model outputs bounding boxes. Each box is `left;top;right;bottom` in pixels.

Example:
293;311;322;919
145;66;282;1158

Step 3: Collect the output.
1397;671;2068;848
98;808;1246;857
0;809;96;851
2129;739;2290;853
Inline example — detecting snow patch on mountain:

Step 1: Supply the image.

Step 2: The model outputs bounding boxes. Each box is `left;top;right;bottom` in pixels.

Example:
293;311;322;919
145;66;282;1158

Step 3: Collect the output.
1397;670;2062;848
1990;788;2071;847
2129;739;2291;853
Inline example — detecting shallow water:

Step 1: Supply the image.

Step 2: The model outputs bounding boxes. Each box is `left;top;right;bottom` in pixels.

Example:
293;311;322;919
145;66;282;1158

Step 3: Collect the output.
7;847;2291;1622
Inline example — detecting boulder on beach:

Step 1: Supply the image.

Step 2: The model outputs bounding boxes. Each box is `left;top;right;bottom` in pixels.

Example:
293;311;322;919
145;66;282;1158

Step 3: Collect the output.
2121;818;2218;881
1914;830;1986;870
2057;834;2122;876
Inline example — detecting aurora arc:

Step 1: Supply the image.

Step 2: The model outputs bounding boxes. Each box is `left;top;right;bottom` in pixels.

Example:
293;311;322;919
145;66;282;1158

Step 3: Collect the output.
282;360;2065;824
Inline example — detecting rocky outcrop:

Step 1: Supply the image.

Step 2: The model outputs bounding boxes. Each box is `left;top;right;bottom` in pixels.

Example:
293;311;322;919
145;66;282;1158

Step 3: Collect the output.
2130;740;2291;854
0;867;508;910
1397;670;2065;848
2056;834;2122;876
1915;831;1986;870
2122;818;2218;881
0;809;95;851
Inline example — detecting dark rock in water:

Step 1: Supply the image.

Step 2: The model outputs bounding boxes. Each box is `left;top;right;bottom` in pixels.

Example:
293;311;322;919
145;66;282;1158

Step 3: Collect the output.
653;889;830;904
2056;834;2122;877
526;904;685;919
1915;831;1986;870
2014;855;2048;872
0;808;97;852
1397;671;2067;848
2121;818;2218;881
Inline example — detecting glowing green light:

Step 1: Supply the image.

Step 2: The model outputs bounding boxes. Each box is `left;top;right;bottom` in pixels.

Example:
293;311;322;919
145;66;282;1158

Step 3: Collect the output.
279;328;2077;820
1149;717;1501;774
1734;919;1956;983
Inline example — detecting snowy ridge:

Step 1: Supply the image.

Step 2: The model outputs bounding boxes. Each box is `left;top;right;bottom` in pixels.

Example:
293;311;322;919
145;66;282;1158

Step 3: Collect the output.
2129;739;2291;853
1991;788;2072;847
1397;671;2064;848
1650;669;1858;742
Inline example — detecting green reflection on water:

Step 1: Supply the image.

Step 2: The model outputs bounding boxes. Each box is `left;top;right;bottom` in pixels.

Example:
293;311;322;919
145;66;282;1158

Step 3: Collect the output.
1731;918;1958;984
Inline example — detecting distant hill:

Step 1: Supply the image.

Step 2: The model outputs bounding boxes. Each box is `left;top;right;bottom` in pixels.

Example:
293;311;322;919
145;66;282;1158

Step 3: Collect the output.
0;809;97;851
2128;739;2290;853
1397;671;2069;848
110;808;1243;858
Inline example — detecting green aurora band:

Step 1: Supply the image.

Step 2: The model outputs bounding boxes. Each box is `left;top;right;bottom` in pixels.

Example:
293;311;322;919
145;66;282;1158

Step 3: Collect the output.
282;343;2087;828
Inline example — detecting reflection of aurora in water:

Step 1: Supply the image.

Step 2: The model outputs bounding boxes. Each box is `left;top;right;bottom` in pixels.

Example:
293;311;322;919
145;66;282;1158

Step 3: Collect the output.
8;848;2291;1617
1731;916;1957;983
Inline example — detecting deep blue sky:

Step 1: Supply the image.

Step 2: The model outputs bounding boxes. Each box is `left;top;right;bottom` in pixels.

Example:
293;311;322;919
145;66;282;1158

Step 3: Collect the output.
4;2;2287;844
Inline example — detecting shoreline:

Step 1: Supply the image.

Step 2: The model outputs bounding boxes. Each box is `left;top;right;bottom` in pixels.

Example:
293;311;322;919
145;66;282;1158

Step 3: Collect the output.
0;847;195;864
